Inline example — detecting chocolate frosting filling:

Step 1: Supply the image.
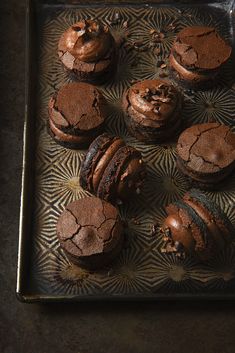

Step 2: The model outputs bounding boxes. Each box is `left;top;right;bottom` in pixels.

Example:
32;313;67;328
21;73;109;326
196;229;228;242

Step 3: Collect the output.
58;19;114;63
124;79;182;129
92;138;125;191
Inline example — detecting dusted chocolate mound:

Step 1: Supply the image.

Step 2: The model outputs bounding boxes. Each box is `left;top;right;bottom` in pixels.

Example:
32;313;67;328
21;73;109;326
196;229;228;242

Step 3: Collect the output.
169;26;232;89
161;190;234;261
80;133;146;204
123;79;182;144
58;19;117;83
57;197;124;269
48;82;106;149
176;123;235;189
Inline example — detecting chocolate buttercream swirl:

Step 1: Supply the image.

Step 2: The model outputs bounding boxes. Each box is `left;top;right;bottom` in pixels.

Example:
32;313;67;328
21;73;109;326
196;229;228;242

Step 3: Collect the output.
63;20;113;63
128;80;178;121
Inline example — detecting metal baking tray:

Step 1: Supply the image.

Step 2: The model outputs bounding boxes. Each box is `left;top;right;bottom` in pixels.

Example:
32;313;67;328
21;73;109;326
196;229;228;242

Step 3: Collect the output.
17;0;235;302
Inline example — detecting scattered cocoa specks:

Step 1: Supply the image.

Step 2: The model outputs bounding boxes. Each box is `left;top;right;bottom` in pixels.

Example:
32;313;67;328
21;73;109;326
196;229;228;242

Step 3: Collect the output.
131;56;139;67
123;20;128;28
151;224;159;236
156;60;164;67
134;40;143;47
109;12;121;25
166;20;178;31
138;46;149;52
160;63;167;69
153;46;162;55
159;71;168;78
131;217;141;225
148;42;155;49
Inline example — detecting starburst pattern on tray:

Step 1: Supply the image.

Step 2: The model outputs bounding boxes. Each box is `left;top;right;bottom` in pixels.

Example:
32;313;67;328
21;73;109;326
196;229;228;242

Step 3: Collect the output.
33;207;60;249
36;151;89;207
118;200;157;250
136;51;169;81
198;245;235;291
203;173;235;211
136;11;183;55
151;252;206;292
106;47;145;90
101;82;129;138
145;162;189;208
183;88;235;127
34;248;102;295
102;246;154;294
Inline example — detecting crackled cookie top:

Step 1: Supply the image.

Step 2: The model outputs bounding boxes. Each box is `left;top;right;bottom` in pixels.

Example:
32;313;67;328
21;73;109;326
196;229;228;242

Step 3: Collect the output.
57;197;122;257
172;26;231;70
48;82;105;131
177;123;235;174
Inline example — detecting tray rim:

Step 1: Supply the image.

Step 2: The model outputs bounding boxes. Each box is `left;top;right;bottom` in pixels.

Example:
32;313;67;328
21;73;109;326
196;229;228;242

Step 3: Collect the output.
16;0;32;303
16;0;235;303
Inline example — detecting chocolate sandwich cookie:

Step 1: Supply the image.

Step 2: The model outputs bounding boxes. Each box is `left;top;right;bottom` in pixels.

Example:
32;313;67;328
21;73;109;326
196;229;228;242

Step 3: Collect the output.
57;197;124;270
80;133;146;204
123;79;182;144
161;190;234;261
58;19;117;83
169;26;232;89
176;123;235;189
48;82;106;149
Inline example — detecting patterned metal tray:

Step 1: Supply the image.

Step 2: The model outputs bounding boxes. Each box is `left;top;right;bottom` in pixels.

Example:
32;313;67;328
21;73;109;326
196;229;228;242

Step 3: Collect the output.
17;0;235;302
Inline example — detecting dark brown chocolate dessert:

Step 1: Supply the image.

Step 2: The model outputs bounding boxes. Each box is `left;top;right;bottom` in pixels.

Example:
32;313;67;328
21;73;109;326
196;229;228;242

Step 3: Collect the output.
161;190;234;261
123;79;182;144
169;26;232;89
79;133;146;204
48;82;106;149
57;197;124;270
176;123;235;189
58;19;117;83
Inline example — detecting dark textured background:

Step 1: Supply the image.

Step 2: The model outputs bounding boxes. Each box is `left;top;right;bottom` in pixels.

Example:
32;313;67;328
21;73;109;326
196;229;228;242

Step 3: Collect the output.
1;1;235;352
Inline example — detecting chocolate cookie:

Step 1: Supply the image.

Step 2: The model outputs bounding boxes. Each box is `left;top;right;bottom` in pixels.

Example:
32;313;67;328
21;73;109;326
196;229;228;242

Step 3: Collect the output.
80;133;146;204
169;26;232;89
57;197;124;270
48;82;106;149
176;123;235;189
161;190;234;261
58;19;117;83
123;79;182;144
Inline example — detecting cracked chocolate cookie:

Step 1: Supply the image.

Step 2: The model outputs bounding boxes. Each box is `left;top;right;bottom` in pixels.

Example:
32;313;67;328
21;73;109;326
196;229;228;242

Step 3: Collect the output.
176;123;235;189
57;197;124;269
169;26;232;89
123;79;182;144
80;133;146;204
48;82;106;149
58;19;117;83
161;189;234;261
